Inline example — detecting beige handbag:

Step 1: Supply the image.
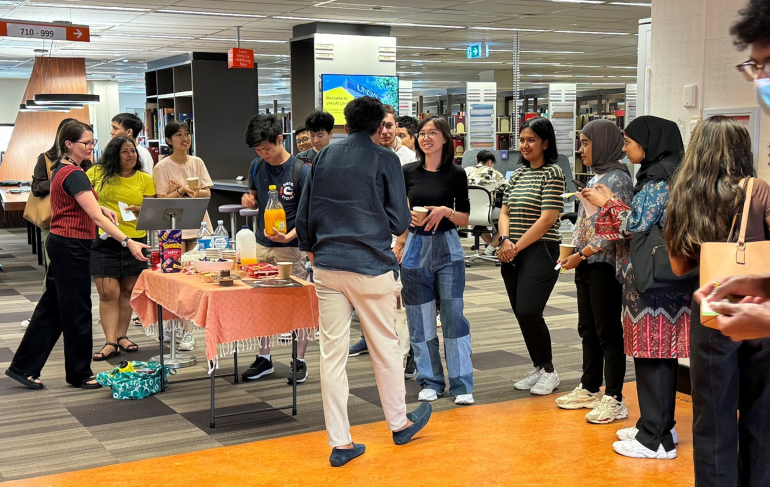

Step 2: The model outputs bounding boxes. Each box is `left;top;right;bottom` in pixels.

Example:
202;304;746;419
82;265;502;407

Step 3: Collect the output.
699;178;770;327
22;155;53;229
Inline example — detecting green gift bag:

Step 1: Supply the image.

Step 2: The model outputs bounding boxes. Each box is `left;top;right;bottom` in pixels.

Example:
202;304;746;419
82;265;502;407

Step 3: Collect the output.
96;361;176;400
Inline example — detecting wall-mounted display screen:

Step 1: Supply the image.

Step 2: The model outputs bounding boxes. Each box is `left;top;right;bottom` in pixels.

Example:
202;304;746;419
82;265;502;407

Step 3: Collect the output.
321;74;399;126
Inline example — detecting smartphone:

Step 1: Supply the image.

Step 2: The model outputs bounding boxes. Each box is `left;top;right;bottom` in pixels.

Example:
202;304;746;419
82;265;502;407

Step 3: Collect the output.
572;179;587;191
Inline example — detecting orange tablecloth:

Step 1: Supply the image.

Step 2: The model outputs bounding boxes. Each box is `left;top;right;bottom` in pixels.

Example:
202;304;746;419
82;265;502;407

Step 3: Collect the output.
131;271;319;366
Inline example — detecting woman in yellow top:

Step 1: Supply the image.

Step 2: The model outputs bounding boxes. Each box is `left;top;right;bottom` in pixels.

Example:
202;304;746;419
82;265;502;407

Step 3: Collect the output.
87;136;156;360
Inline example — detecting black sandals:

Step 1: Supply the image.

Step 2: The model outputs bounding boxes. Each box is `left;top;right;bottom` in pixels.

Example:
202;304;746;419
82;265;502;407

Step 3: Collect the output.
5;368;44;389
93;342;120;361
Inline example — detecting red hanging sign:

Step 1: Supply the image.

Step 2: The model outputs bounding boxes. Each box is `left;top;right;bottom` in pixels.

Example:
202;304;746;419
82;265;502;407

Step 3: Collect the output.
228;48;254;69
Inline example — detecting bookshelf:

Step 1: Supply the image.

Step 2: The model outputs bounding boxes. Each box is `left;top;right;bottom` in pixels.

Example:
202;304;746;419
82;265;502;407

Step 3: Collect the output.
143;52;259;179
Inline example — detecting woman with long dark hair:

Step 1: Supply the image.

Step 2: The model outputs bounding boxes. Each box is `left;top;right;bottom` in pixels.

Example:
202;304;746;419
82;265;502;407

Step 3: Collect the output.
5;121;149;390
582;115;690;460
87;136;156;360
497;117;565;396
665;116;770;485
394;116;474;405
556;119;633;423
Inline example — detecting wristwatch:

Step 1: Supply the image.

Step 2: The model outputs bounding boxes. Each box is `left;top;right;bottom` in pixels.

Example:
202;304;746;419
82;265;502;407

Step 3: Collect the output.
498;235;510;245
121;237;131;248
578;250;587;260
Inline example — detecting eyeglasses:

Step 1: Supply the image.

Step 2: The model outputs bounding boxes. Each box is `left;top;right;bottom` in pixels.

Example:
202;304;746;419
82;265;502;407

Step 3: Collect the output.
736;60;770;81
74;140;97;149
120;150;137;156
296;137;311;144
417;130;440;140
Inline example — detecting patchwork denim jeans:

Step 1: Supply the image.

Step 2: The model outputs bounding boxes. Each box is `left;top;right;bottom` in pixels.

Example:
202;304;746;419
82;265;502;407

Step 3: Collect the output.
401;229;473;396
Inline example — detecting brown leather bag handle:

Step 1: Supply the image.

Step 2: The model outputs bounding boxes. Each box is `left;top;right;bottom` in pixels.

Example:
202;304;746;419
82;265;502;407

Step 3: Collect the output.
735;177;755;265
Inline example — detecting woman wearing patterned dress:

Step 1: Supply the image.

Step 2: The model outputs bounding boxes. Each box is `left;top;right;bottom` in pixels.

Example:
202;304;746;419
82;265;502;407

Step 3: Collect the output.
582;115;690;460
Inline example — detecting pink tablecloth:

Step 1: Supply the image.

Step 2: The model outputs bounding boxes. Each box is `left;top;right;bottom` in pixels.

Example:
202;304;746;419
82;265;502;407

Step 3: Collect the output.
131;271;319;365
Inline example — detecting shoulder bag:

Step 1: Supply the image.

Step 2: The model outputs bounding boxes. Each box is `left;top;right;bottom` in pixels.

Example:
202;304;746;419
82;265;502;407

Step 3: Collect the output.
699;178;770;327
630;215;698;295
23;155;53;229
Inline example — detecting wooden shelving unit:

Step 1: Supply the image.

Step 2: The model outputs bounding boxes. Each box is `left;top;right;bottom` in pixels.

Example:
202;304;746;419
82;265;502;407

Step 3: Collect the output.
143;52;259;180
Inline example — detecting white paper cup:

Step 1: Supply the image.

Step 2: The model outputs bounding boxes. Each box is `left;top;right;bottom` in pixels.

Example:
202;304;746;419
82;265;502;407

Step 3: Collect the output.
187;177;199;190
277;262;293;280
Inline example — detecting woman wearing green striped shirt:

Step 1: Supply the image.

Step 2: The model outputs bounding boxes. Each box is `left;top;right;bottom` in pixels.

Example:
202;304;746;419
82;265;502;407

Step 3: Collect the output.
496;117;566;396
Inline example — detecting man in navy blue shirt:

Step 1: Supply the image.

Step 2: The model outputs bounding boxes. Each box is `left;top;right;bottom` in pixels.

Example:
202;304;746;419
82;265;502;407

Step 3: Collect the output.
296;96;432;467
241;114;312;385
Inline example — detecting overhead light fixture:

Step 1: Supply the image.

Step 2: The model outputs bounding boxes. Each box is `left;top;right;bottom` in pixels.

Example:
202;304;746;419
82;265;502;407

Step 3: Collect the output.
102;33;196;40
521;50;584;54
549;0;605;3
398;46;447;50
554;30;632;35
28;2;150;11
34;94;100;105
25;100;84;109
605;65;637;69
469;26;551;32
273;16;370;24
381;22;463;29
608;2;651;6
157;9;265;18
200;37;286;43
19;103;70;113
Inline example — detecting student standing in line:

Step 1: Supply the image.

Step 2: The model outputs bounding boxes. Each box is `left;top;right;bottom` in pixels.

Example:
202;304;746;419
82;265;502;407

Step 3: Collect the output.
666;116;770;485
241;114;313;384
394;116;474;405
555;120;633;424
294;126;312;153
380;105;417;165
110;113;153;174
87;136;156;361
583;115;690;460
296;96;430;467
496;117;565;396
396;115;418;152
297;111;334;165
153;120;213;351
5;121;148;390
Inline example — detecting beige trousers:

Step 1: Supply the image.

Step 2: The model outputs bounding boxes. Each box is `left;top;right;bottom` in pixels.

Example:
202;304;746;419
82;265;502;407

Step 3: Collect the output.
313;267;408;447
255;244;308;280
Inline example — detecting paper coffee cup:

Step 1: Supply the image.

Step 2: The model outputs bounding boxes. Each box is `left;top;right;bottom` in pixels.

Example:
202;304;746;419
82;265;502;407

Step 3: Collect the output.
187;177;199;190
559;244;577;261
413;206;429;226
277;262;293;280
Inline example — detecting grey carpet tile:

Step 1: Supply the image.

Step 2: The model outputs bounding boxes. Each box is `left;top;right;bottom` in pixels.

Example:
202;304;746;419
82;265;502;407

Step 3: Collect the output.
0;227;636;481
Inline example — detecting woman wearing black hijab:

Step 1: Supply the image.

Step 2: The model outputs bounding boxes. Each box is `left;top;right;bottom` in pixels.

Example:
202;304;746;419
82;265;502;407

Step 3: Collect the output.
582;116;691;460
556;120;634;424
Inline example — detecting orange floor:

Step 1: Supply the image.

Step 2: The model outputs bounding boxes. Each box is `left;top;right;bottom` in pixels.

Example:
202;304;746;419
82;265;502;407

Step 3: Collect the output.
6;382;694;487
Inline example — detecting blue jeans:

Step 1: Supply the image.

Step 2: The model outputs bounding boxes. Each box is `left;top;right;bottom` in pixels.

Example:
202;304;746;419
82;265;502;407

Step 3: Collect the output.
401;229;473;396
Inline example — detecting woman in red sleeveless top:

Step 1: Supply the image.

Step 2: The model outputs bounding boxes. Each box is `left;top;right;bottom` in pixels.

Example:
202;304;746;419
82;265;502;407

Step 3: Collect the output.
5;121;149;390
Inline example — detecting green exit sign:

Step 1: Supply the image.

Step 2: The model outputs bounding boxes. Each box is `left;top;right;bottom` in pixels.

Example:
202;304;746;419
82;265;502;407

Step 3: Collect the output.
466;43;489;59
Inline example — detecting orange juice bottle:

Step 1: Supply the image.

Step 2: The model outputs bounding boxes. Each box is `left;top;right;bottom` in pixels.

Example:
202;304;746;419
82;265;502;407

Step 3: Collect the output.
264;185;287;235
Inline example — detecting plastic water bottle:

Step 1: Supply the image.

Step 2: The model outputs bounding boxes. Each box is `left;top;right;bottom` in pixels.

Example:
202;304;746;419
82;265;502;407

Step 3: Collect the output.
197;221;212;250
211;220;229;250
236;225;257;266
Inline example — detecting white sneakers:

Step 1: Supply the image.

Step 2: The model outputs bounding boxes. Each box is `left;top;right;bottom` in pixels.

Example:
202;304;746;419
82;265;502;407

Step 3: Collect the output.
555;384;602;410
616;426;679;444
514;367;543;390
530;371;560;395
585;395;629;424
484;245;497;256
178;331;195;351
513;367;561;395
418;389;439;402
454;394;474;405
613;438;676;460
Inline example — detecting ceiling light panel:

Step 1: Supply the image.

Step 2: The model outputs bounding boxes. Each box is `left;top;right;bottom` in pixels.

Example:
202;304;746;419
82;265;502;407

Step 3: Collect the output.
156;9;265;18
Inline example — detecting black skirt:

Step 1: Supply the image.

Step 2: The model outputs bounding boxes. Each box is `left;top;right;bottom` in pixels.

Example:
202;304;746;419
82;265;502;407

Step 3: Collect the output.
90;235;148;278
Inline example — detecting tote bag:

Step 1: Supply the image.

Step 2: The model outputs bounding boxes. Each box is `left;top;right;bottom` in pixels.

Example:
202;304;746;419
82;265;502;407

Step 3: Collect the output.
22;155;53;229
699;178;770;327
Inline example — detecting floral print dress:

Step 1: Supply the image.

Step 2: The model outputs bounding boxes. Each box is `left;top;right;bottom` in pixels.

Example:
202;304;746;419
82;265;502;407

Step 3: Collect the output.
596;180;691;359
